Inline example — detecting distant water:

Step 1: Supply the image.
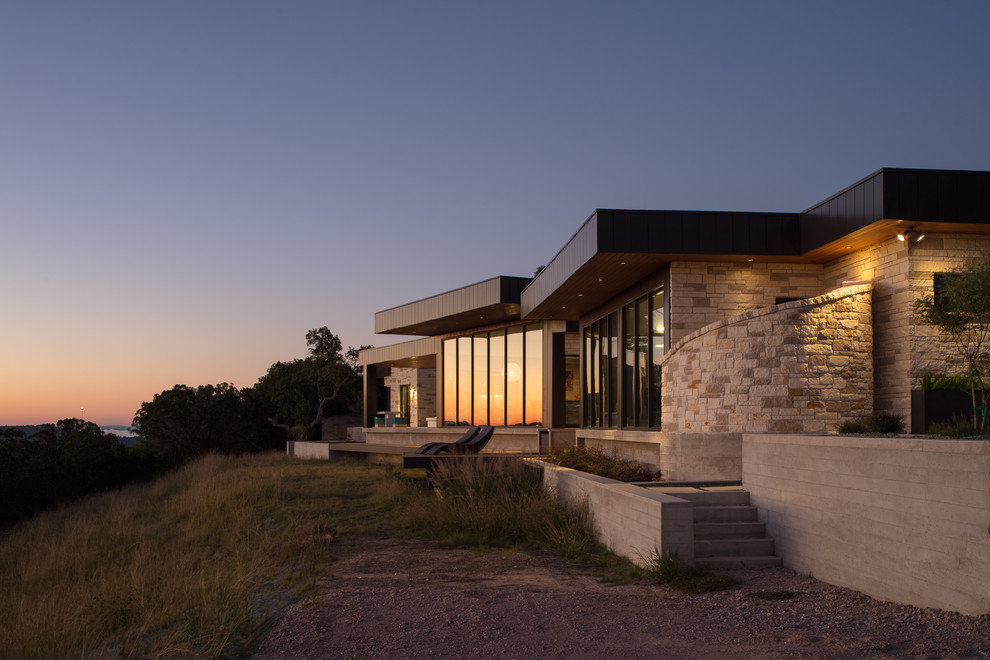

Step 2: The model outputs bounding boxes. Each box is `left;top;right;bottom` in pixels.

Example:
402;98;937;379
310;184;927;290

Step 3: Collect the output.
103;426;141;447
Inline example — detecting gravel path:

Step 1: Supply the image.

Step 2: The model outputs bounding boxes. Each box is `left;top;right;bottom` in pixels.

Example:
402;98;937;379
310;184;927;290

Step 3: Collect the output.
254;538;990;659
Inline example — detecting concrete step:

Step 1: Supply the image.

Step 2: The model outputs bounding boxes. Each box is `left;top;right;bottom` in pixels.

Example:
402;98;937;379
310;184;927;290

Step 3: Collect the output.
694;555;783;570
693;505;758;523
673;490;751;506
693;521;766;539
695;537;775;558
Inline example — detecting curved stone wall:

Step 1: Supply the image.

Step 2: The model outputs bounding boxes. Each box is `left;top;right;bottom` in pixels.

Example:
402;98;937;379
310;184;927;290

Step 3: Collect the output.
660;284;873;435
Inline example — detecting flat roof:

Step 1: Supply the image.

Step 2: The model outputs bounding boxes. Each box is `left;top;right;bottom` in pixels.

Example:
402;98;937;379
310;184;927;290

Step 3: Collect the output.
368;168;990;332
358;336;440;368
374;276;530;336
521;168;990;319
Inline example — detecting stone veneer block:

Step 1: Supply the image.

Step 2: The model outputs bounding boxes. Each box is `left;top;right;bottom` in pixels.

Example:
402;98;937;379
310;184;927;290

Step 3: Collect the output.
661;283;874;435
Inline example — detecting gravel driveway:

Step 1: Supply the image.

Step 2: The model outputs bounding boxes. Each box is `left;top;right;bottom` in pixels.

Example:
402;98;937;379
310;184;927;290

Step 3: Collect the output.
254;538;990;659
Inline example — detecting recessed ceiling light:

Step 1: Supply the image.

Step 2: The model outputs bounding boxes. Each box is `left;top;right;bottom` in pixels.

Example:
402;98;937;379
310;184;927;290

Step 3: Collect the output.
597;278;604;282
578;293;583;297
619;261;626;265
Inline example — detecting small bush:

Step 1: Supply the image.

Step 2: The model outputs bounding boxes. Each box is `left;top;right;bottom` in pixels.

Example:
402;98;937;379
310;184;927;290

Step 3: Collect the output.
546;446;660;482
837;411;905;435
927;415;988;438
643;549;739;593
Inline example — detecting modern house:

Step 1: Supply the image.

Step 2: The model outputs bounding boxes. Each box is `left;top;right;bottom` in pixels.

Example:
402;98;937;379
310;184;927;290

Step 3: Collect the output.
346;167;990;615
358;167;990;478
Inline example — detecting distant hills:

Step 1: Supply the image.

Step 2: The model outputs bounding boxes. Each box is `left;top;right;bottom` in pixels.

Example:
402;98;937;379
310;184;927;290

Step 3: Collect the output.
1;425;138;439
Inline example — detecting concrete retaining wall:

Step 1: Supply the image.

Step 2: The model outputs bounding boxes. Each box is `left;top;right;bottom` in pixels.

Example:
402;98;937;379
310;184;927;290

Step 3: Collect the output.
743;434;990;615
364;427;541;452
578;429;741;481
288;441;330;460
540;462;694;566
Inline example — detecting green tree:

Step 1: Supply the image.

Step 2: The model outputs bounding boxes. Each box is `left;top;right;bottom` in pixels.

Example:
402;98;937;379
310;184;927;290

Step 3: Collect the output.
913;253;990;431
131;383;278;466
252;327;368;441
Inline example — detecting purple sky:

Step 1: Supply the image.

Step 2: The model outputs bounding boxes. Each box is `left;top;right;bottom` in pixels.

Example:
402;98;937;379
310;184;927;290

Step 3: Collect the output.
3;1;989;425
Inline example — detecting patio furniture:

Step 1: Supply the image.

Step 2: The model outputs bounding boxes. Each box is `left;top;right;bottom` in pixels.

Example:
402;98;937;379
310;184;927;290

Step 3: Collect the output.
414;426;479;456
450;425;494;454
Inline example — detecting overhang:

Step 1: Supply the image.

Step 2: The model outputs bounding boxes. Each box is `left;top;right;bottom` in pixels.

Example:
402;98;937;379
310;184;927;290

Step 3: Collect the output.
522;168;990;321
358;336;440;368
375;276;530;336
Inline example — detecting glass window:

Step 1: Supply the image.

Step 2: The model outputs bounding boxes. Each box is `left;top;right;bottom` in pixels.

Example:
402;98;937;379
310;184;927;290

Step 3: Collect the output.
489;330;506;426
506;326;524;425
439;324;543;427
443;339;457;424
458;336;472;425
637;296;650;427
525;325;543;425
608;312;618;427
473;334;488;425
651;289;665;428
623;303;635;426
586;286;664;429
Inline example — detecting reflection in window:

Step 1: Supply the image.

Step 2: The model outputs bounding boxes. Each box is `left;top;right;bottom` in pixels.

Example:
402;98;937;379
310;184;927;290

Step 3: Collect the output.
442;325;542;427
443;339;457;423
489;330;505;425
473;334;488;425
525;325;542;425
458;337;472;426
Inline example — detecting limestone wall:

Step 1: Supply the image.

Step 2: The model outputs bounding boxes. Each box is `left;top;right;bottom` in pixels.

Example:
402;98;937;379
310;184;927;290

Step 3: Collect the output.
384;367;436;427
661;284;874;435
668;262;825;346
824;234;990;429
743;433;990;615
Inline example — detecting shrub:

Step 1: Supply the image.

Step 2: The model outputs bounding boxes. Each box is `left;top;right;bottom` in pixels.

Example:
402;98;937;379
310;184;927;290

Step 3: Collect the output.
546;445;660;482
927;415;989;438
836;411;905;435
919;373;986;391
643;549;739;593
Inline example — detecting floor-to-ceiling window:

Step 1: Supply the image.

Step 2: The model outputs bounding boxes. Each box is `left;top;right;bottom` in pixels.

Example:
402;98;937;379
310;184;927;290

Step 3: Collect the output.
442;324;543;426
587;286;664;429
582;313;618;427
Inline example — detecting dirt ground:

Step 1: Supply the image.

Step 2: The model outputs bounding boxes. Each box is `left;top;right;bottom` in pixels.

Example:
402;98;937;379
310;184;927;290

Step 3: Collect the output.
253;538;990;659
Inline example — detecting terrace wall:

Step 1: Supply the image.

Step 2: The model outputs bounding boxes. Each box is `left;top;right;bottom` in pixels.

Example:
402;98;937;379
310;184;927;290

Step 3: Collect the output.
743;433;990;615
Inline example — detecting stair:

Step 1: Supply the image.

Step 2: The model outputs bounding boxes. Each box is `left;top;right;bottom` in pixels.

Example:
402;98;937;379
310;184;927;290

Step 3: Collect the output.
675;488;782;570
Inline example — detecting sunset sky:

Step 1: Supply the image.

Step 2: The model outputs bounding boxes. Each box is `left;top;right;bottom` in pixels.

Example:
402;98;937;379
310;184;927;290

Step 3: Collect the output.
3;1;990;426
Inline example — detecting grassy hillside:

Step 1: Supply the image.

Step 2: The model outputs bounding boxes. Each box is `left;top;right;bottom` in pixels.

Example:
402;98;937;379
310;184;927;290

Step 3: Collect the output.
0;452;632;658
0;453;417;658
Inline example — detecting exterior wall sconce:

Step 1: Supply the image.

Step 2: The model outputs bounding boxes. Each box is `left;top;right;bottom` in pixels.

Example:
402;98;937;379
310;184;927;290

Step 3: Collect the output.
897;228;925;243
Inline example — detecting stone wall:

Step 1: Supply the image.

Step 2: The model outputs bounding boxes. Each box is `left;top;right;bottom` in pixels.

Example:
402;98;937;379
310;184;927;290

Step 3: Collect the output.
384;367;436;427
661;283;874;435
668;262;825;346
824;234;990;429
743;433;990;615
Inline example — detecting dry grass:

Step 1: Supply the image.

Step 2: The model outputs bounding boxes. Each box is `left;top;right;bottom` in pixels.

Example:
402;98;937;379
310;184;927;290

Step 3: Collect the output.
0;453;418;659
0;452;640;657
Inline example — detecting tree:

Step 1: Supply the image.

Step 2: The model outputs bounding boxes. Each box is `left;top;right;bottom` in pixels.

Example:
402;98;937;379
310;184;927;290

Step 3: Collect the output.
913;253;990;431
131;383;278;466
252;327;369;441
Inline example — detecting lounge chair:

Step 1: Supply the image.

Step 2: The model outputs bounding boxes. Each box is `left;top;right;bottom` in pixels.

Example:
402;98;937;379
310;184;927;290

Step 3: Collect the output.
450;425;494;455
413;426;479;455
